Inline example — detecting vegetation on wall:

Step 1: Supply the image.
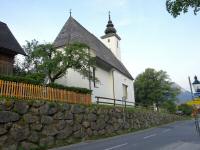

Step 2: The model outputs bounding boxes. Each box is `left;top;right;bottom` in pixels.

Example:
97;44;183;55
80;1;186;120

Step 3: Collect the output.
47;83;92;94
0;74;41;85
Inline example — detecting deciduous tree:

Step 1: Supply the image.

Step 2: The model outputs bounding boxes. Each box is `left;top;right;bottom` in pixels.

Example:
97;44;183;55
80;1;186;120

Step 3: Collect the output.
166;0;200;17
32;42;95;83
134;68;180;111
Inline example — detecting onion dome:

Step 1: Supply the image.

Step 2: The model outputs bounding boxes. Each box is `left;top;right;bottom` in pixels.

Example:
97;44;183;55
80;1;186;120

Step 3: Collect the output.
105;12;117;34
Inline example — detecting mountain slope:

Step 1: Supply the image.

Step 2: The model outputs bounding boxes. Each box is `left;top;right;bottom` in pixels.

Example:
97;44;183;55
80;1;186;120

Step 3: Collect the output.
172;83;193;104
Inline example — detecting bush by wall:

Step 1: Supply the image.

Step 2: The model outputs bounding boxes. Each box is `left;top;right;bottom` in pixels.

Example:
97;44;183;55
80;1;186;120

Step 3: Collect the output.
178;104;193;116
0;98;183;150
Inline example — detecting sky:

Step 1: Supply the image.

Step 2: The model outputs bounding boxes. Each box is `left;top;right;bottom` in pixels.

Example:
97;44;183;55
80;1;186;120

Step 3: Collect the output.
1;0;200;90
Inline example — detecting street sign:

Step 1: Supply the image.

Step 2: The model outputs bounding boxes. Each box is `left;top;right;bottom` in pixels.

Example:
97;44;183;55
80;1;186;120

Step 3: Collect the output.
187;98;200;106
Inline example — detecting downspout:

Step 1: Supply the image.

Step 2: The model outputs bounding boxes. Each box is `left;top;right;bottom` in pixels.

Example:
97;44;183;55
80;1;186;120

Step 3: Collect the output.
112;70;115;99
88;49;91;90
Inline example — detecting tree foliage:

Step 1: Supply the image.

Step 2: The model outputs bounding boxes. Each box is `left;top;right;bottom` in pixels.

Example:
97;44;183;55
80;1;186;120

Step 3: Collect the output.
14;40;45;82
161;100;177;113
166;0;200;17
14;41;95;84
134;68;180;110
32;42;95;83
14;40;39;74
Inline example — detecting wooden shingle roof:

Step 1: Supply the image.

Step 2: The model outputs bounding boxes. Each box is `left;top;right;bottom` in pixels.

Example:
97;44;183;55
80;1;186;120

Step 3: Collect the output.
53;17;133;80
0;21;25;55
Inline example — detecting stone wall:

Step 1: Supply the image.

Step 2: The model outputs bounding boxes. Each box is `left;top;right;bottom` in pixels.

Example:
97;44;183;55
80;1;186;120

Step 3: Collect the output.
0;99;182;150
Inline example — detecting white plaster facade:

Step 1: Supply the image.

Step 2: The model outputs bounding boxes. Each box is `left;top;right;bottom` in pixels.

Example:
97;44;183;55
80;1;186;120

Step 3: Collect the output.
56;66;135;104
101;35;121;60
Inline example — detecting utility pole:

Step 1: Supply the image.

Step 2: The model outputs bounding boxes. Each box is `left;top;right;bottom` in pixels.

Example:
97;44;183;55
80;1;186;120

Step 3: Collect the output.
188;76;194;100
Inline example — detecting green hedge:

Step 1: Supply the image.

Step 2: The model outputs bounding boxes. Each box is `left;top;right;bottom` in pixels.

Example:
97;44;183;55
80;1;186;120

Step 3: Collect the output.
0;75;41;85
47;83;92;94
0;75;92;94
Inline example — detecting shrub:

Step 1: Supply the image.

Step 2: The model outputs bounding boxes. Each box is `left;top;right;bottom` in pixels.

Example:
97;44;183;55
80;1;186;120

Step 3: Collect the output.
0;75;92;94
162;101;177;114
47;83;92;94
24;72;46;84
178;104;193;116
0;75;41;85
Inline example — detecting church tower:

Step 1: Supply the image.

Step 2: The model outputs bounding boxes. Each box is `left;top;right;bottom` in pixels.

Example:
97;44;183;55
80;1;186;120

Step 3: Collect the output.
101;12;121;60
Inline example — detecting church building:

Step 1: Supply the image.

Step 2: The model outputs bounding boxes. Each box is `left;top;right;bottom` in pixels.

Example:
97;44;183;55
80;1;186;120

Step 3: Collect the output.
54;14;135;104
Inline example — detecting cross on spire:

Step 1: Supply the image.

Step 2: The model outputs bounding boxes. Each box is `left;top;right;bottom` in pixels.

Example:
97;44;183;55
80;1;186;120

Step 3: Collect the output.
69;9;72;17
108;11;111;21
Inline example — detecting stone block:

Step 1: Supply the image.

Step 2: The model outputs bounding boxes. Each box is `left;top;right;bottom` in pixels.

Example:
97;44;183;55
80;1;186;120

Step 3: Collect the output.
14;101;29;115
0;111;20;123
41;115;53;125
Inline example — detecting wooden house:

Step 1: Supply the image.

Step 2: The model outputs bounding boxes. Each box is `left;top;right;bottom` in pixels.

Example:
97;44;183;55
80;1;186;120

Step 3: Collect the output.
0;21;26;75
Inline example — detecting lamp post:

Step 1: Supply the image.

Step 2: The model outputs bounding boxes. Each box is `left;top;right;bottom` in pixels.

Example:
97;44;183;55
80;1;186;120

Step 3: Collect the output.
192;76;200;136
192;76;200;98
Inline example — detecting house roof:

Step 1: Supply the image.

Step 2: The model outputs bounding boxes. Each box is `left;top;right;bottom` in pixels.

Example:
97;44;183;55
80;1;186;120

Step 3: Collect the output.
0;21;26;55
53;16;133;80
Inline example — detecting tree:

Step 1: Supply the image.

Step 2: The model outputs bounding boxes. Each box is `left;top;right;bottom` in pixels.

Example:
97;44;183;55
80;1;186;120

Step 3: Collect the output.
162;100;177;113
14;40;39;74
32;42;95;83
134;68;180;110
166;0;200;17
14;40;46;83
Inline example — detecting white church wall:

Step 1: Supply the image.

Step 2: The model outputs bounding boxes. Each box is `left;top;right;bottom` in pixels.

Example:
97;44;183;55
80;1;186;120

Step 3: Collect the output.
91;67;113;103
113;70;135;105
55;67;135;105
55;66;114;104
55;68;89;89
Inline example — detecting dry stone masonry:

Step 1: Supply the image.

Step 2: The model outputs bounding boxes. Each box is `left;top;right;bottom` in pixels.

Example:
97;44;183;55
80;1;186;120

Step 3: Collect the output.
0;98;182;150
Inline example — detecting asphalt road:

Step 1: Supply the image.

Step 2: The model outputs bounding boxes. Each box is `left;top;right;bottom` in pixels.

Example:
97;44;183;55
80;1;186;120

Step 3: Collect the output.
51;120;200;150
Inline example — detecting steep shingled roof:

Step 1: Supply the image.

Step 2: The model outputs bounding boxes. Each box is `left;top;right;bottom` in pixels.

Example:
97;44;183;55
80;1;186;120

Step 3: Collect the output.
53;17;133;80
0;21;26;55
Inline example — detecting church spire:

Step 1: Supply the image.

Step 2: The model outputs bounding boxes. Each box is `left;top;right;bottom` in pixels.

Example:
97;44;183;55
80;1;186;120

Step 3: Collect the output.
69;9;72;17
105;11;117;34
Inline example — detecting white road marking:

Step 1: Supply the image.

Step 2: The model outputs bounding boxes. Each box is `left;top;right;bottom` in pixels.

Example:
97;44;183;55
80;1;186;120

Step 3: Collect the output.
104;143;128;150
163;129;171;133
143;134;156;139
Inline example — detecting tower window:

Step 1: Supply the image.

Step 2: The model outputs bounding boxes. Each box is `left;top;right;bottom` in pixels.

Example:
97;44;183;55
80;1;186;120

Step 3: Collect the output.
117;41;119;48
108;39;110;43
